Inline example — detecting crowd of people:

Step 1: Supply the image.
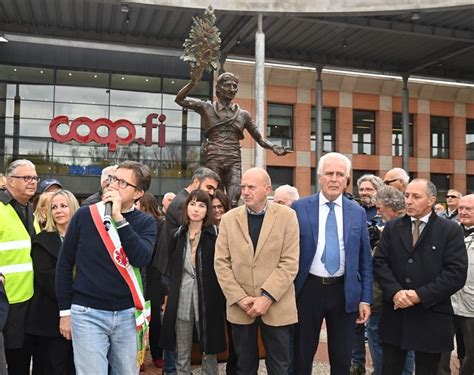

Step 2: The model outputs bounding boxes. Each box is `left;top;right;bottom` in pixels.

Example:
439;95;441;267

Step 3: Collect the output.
0;154;472;375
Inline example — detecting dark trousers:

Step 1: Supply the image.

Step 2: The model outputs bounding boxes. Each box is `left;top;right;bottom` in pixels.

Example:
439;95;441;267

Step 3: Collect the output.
225;321;238;375
231;318;290;375
382;343;441;375
149;298;163;361
455;315;474;375
5;346;32;375
30;335;75;375
294;277;357;375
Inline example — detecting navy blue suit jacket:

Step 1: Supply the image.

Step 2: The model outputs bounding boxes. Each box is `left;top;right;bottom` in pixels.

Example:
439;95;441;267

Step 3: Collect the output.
293;193;373;313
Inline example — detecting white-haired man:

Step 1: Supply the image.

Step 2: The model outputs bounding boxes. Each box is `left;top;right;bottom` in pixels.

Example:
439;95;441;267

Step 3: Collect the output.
274;185;300;207
293;152;373;374
383;168;410;193
81;165;118;206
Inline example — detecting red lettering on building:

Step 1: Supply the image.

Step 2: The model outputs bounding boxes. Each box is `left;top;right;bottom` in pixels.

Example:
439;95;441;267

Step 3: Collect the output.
49;114;167;152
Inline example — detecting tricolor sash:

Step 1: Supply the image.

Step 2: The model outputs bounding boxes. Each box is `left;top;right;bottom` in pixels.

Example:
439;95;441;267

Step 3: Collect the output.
89;202;151;367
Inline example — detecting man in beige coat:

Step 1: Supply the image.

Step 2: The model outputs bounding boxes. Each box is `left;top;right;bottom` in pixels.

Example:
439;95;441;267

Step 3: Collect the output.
215;167;299;374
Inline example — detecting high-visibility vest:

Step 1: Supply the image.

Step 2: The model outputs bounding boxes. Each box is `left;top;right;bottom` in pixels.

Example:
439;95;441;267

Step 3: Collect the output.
0;202;34;304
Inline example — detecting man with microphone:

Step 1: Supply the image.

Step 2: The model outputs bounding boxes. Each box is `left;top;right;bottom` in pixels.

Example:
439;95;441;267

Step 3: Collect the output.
56;161;156;374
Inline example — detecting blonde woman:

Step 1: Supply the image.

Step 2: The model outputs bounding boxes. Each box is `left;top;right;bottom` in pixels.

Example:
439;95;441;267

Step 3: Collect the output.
33;192;55;230
26;190;79;374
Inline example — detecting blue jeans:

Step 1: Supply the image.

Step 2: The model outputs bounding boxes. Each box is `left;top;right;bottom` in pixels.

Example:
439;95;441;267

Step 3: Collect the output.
71;304;138;375
367;313;415;375
163;349;177;375
352;323;366;365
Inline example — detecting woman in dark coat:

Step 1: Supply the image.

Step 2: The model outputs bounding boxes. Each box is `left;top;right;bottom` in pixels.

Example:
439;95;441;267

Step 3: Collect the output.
161;189;226;374
26;190;78;375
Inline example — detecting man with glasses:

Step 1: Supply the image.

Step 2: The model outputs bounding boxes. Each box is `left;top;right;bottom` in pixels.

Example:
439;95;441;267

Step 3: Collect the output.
56;161;156;375
383;168;410;193
0;159;39;374
442;189;462;222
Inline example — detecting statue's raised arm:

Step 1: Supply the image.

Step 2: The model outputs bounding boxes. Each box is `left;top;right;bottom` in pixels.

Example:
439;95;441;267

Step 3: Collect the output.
175;6;290;206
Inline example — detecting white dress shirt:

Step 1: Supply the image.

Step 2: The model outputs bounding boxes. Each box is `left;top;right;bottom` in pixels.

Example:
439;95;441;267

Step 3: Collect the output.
309;193;345;277
410;211;431;235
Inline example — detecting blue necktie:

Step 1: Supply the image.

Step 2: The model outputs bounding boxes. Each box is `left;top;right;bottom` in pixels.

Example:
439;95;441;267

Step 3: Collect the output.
321;201;340;275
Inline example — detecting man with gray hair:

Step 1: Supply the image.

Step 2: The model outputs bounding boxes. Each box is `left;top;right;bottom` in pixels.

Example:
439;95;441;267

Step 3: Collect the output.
0;159;39;373
357;174;384;222
351;174;384;374
274;184;300;207
442;189;462;222
383;168;410;193
374;178;467;374
367;186;415;375
81;165;118;206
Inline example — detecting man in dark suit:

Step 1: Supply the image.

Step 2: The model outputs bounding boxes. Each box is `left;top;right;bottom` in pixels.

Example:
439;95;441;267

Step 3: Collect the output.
373;178;467;375
293;152;373;374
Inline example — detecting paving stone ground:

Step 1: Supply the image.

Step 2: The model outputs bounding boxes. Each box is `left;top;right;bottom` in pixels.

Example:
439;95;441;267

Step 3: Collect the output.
141;326;461;375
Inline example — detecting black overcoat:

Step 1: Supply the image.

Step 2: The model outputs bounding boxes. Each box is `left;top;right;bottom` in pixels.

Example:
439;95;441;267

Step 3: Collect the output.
26;231;63;336
161;224;226;354
373;211;467;352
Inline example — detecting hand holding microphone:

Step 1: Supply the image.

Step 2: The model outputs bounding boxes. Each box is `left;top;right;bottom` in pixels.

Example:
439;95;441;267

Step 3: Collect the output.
102;188;123;230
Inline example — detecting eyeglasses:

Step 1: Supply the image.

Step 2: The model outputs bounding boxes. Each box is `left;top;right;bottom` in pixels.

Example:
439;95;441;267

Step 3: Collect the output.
446;195;460;199
384;179;399;185
107;175;138;190
9;175;40;183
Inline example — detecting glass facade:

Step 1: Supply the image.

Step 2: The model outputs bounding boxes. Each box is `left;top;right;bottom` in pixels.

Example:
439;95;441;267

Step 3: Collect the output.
267;103;293;149
353;110;375;155
311;107;335;152
392;113;414;157
431;116;450;159
0;64;211;197
467;118;474;160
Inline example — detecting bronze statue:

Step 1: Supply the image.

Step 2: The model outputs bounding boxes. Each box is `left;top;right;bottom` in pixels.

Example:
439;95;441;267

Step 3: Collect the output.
176;6;289;206
175;72;289;206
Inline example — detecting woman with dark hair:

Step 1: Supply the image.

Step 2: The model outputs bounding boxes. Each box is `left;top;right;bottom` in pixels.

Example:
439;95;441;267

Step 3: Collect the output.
212;189;231;226
26;190;79;374
161;189;226;374
136;192;166;369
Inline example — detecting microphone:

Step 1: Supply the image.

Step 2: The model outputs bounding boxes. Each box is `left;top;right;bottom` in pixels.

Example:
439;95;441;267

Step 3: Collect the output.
103;201;113;231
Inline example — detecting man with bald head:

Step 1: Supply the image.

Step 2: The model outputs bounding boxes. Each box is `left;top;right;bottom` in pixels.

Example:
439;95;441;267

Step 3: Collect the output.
374;179;467;374
383;168;410;193
215;167;299;374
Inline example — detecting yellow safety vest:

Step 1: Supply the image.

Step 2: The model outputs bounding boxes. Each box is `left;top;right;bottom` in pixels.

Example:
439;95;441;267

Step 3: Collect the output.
0;202;34;304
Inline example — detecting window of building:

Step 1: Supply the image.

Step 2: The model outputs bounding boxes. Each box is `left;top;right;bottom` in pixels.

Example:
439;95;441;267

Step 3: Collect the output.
267;103;293;149
431;173;450;202
468;175;474;194
431;116;450;159
267;166;293;191
392;113;414;157
353;110;375;155
467;119;474;160
0;64;212;196
311;107;335;152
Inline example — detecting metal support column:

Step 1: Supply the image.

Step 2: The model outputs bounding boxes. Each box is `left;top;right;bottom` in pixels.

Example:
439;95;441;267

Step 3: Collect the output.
402;74;410;173
255;14;265;168
315;65;324;192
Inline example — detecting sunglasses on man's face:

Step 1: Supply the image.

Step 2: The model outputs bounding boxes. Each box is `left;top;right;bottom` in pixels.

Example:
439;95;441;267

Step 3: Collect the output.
446;195;460;199
384;179;399;185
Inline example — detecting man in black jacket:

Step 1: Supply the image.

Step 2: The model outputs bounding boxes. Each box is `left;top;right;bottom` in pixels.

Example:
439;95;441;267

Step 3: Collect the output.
373;178;467;375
